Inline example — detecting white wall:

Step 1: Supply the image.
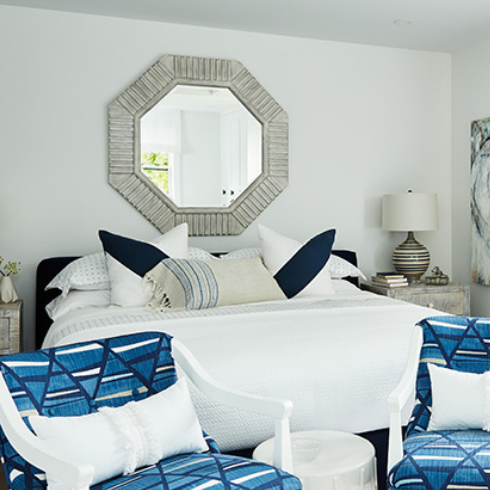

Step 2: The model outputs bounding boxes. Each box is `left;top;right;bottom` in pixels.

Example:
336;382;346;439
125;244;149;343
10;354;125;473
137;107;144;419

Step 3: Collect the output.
0;5;451;350
452;39;490;316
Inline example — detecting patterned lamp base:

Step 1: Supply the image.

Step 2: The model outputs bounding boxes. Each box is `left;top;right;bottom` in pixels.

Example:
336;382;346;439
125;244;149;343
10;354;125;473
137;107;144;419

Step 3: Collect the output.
392;231;430;282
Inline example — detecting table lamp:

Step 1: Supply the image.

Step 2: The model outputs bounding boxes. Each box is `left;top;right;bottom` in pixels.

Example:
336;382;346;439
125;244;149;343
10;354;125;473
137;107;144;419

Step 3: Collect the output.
382;191;438;282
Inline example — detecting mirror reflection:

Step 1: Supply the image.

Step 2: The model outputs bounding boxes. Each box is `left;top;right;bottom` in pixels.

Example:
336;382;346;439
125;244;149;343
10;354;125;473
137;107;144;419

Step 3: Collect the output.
140;85;263;208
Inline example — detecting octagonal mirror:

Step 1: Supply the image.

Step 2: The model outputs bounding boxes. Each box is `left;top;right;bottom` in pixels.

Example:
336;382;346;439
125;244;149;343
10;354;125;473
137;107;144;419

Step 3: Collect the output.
109;55;288;236
139;84;262;208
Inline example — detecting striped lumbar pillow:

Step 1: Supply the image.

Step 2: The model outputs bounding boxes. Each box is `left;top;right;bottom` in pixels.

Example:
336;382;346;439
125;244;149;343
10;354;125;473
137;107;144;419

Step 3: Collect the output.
145;257;286;310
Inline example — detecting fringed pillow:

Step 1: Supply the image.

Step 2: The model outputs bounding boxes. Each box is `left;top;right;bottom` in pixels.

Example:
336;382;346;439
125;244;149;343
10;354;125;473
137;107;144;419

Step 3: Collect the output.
145;257;286;310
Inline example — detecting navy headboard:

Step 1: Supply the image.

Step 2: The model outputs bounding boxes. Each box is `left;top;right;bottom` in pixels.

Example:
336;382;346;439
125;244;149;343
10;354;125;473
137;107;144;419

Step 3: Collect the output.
36;250;359;350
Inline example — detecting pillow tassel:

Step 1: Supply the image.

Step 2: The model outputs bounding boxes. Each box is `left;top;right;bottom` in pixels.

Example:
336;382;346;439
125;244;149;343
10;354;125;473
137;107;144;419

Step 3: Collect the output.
145;272;171;309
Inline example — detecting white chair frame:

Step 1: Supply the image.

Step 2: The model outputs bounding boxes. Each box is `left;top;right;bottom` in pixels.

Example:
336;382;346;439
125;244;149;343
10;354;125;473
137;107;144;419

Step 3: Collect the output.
0;339;293;490
387;325;423;472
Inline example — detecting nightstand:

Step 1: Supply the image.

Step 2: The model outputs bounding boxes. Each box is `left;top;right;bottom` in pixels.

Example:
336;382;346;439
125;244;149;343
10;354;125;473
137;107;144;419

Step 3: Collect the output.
362;282;470;316
0;300;22;355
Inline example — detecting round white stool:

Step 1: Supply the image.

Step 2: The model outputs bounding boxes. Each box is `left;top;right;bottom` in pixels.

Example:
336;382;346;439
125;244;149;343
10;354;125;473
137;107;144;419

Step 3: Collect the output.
253;430;377;490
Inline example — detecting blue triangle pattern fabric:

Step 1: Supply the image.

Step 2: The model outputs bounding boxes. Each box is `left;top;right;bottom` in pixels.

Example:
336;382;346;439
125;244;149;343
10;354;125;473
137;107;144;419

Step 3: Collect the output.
274;229;336;298
0;332;301;490
407;316;490;437
389;430;490;490
388;316;490;490
0;331;208;490
92;453;301;490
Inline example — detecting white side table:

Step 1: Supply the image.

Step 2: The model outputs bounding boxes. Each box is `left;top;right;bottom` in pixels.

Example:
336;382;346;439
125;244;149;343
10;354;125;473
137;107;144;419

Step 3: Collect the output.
253;430;377;490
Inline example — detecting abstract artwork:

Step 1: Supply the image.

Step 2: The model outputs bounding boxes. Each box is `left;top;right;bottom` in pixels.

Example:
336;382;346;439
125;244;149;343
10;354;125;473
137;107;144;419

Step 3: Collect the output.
471;116;490;284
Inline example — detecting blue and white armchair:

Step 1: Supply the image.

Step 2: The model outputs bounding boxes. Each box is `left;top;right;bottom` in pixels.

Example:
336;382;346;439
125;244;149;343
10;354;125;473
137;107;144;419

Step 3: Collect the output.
388;316;490;490
0;331;301;490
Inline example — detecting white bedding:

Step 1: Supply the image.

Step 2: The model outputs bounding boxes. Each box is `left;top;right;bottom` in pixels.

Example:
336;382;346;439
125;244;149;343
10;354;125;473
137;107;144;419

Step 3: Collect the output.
43;289;442;451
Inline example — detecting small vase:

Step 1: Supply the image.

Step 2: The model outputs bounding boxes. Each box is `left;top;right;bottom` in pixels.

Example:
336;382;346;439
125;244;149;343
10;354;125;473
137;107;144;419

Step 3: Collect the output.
0;276;18;303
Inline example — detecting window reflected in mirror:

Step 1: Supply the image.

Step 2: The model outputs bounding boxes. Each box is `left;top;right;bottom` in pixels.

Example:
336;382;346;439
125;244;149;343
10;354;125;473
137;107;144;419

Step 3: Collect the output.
140;85;262;208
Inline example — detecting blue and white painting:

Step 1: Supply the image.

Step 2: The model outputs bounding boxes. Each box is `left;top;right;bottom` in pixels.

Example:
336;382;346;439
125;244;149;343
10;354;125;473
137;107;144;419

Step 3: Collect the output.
471;116;490;284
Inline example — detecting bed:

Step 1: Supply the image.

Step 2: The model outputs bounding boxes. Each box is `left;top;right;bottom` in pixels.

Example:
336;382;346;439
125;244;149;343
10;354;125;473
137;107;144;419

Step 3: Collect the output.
35;245;444;488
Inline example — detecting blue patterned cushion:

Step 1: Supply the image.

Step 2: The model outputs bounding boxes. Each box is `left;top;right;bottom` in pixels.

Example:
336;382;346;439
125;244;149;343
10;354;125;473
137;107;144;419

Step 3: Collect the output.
389;430;490;490
407;316;490;438
0;332;219;490
98;225;189;307
92;452;301;490
274;229;336;298
99;230;169;278
258;225;336;298
388;316;490;490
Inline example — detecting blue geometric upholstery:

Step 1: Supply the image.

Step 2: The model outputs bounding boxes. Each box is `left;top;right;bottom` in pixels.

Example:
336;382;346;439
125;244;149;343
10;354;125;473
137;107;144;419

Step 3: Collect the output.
388;316;490;490
92;453;300;490
0;332;301;490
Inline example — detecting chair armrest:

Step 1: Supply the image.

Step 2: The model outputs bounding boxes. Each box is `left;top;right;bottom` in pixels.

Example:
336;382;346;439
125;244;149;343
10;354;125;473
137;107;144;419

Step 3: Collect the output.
387;325;423;472
172;339;293;418
0;373;94;490
172;339;293;472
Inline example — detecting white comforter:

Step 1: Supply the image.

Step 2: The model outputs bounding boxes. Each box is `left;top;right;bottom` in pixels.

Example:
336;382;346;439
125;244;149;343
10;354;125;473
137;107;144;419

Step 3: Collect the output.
43;290;441;451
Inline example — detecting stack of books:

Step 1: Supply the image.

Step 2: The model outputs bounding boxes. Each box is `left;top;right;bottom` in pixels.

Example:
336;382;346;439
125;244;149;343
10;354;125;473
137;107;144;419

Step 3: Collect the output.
371;272;408;288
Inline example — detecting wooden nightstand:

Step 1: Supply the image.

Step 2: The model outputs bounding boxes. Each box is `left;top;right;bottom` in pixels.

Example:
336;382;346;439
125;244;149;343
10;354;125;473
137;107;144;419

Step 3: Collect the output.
362;282;470;316
0;300;22;355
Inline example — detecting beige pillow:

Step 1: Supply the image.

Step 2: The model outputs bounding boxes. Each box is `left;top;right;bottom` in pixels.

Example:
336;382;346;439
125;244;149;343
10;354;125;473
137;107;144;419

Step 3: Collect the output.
145;257;286;310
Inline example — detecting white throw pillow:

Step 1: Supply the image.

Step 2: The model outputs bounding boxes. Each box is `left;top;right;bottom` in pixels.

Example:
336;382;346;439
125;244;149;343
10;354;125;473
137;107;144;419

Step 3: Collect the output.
100;224;189;307
219;248;262;260
327;255;366;280
258;225;336;298
45;253;110;297
30;378;207;490
428;363;490;431
188;247;218;261
45;289;111;321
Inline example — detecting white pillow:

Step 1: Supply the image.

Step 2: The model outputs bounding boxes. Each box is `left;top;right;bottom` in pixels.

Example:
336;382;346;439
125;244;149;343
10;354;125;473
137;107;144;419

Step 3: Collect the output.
327;255;366;280
46;290;111;321
29;378;207;490
101;224;189;307
188;247;218;261
46;253;110;297
258;225;336;298
219;247;261;260
428;363;490;431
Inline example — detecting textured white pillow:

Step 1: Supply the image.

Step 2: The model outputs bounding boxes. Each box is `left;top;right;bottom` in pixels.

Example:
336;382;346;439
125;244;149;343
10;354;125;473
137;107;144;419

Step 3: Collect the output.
46;253;110;297
327;255;366;280
103;224;189;307
258;225;335;297
219;248;262;260
188;247;218;261
29;378;207;490
46;289;111;321
428;363;490;431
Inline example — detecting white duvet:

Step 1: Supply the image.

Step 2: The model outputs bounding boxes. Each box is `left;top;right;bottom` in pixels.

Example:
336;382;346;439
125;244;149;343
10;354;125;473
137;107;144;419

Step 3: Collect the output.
43;288;442;451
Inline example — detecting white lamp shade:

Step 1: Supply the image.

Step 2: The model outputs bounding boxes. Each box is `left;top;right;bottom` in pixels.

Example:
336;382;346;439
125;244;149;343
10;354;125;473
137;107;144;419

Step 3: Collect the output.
382;192;438;232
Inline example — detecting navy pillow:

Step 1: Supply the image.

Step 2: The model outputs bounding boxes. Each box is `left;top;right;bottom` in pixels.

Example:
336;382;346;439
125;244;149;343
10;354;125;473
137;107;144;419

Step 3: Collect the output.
99;230;168;277
274;229;336;298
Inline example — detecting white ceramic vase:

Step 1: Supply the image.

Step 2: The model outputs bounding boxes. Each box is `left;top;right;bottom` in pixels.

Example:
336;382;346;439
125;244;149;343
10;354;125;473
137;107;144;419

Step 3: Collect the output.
0;276;18;303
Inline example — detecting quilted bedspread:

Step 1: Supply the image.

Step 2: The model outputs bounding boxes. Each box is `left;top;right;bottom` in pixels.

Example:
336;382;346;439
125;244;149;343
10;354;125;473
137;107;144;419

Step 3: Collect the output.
43;291;442;451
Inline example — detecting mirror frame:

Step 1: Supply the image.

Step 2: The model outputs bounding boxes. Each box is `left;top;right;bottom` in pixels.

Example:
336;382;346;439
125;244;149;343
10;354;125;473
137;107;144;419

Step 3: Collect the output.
108;55;288;236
